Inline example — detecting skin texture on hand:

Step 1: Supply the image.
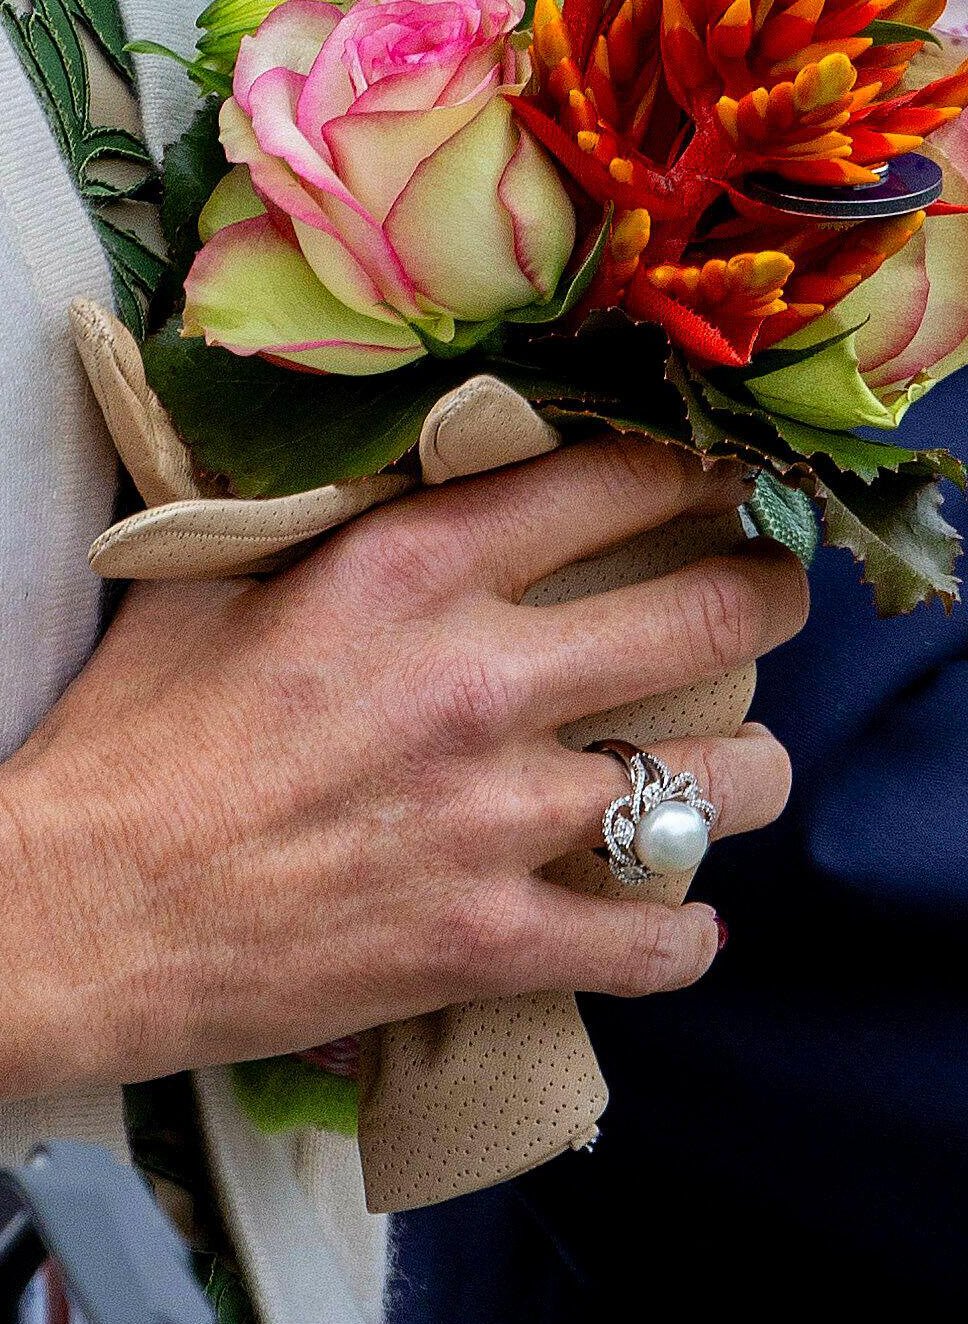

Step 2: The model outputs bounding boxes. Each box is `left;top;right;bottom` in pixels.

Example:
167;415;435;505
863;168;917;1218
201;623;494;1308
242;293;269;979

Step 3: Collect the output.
0;439;808;1098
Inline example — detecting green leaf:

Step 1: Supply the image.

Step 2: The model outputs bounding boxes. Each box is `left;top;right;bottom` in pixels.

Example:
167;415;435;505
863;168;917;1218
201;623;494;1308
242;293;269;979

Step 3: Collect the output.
160;97;232;281
411;314;505;360
506;205;612;325
698;369;968;488
770;414;927;482
491;308;688;440
737;321;867;382
862;17;941;47
142;317;461;497
746;470;819;566
820;468;961;614
198;0;285;35
516;0;538;29
233;1058;359;1135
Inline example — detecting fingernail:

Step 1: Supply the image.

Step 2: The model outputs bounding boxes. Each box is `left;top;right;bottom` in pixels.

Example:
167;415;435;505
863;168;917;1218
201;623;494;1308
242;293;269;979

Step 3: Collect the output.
714;914;729;952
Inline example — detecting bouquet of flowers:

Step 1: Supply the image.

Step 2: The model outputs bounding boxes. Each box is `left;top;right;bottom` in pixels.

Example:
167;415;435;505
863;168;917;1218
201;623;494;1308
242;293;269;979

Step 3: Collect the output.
120;0;968;613
48;0;968;1210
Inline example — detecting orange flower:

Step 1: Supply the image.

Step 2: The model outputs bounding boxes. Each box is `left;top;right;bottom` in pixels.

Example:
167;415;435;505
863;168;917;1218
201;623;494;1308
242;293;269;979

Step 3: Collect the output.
514;0;968;365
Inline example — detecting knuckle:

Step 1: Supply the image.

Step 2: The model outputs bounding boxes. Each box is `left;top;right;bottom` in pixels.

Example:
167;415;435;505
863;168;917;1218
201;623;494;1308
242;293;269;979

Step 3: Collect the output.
612;906;683;997
682;563;758;673
429;888;528;987
599;435;688;508
424;651;517;749
341;509;447;609
690;742;734;836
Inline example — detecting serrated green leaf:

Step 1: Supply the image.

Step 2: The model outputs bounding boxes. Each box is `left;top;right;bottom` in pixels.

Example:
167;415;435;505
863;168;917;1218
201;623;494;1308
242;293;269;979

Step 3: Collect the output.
142;317;461;496
697;368;967;489
862;17;941;46
491;307;687;434
820;468;961;613
770;414;924;482
747;470;819;565
233;1058;359;1135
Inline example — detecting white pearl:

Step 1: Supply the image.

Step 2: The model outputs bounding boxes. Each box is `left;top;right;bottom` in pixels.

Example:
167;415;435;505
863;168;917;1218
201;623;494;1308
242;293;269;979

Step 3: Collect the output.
633;801;710;876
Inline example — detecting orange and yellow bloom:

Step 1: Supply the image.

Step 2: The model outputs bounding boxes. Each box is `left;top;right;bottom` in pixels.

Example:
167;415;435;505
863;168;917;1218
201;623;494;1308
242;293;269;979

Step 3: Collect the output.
515;0;968;365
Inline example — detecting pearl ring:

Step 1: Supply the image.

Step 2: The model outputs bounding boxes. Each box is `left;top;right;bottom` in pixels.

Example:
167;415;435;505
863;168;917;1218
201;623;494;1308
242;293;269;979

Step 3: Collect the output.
588;740;718;884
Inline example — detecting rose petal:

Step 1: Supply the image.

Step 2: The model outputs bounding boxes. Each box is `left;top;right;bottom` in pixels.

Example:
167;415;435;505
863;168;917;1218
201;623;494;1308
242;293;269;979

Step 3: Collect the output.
235;0;343;114
497;121;575;299
220;96;391;321
323;86;496;220
183;213;425;375
198;165;266;243
867;133;968;390
385;98;546;319
245;70;427;319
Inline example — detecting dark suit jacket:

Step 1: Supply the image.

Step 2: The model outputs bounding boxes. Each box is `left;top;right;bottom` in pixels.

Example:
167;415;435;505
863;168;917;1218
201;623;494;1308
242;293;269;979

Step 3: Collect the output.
388;369;968;1319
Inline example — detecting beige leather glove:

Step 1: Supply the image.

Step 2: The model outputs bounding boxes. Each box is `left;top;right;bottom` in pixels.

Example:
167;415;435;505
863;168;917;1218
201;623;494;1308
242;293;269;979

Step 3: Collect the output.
71;298;754;1213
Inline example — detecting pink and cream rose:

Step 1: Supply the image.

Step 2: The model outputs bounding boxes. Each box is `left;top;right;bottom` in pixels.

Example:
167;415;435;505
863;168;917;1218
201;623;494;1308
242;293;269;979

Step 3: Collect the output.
183;0;576;374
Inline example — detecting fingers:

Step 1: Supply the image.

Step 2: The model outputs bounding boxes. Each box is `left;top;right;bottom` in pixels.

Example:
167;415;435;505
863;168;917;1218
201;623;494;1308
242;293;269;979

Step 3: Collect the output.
501;886;723;998
509;539;809;730
534;890;721;997
343;438;753;603
507;723;792;869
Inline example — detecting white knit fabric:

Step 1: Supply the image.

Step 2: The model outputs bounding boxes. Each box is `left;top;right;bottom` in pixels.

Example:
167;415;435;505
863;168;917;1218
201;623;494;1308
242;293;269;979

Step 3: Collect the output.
0;3;389;1318
0;12;128;1173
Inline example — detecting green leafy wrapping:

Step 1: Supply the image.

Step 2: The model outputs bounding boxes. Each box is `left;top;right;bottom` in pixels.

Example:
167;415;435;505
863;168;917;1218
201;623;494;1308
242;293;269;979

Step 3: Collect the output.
1;0;163;336
233;1058;359;1135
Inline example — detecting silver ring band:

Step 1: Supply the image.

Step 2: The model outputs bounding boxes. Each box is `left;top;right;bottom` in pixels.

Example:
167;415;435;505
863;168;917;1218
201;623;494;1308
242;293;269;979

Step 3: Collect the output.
588;739;718;885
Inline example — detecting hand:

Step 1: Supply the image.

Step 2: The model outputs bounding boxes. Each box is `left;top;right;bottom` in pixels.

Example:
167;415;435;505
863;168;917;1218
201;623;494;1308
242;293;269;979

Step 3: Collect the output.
0;439;807;1095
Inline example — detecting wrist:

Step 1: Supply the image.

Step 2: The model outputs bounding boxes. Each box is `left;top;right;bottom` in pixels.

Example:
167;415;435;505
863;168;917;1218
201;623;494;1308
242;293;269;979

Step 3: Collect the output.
0;756;147;1096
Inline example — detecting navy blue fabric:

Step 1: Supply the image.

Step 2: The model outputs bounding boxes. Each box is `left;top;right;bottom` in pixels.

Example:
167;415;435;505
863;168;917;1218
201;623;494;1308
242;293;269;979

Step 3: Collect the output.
387;370;968;1319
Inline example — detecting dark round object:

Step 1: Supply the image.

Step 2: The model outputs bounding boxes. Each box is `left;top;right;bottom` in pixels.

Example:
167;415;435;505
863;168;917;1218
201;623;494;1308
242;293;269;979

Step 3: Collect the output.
739;152;943;220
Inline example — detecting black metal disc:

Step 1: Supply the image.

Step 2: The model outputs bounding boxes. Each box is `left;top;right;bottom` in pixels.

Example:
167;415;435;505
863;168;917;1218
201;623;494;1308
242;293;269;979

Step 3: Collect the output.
739;152;943;220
